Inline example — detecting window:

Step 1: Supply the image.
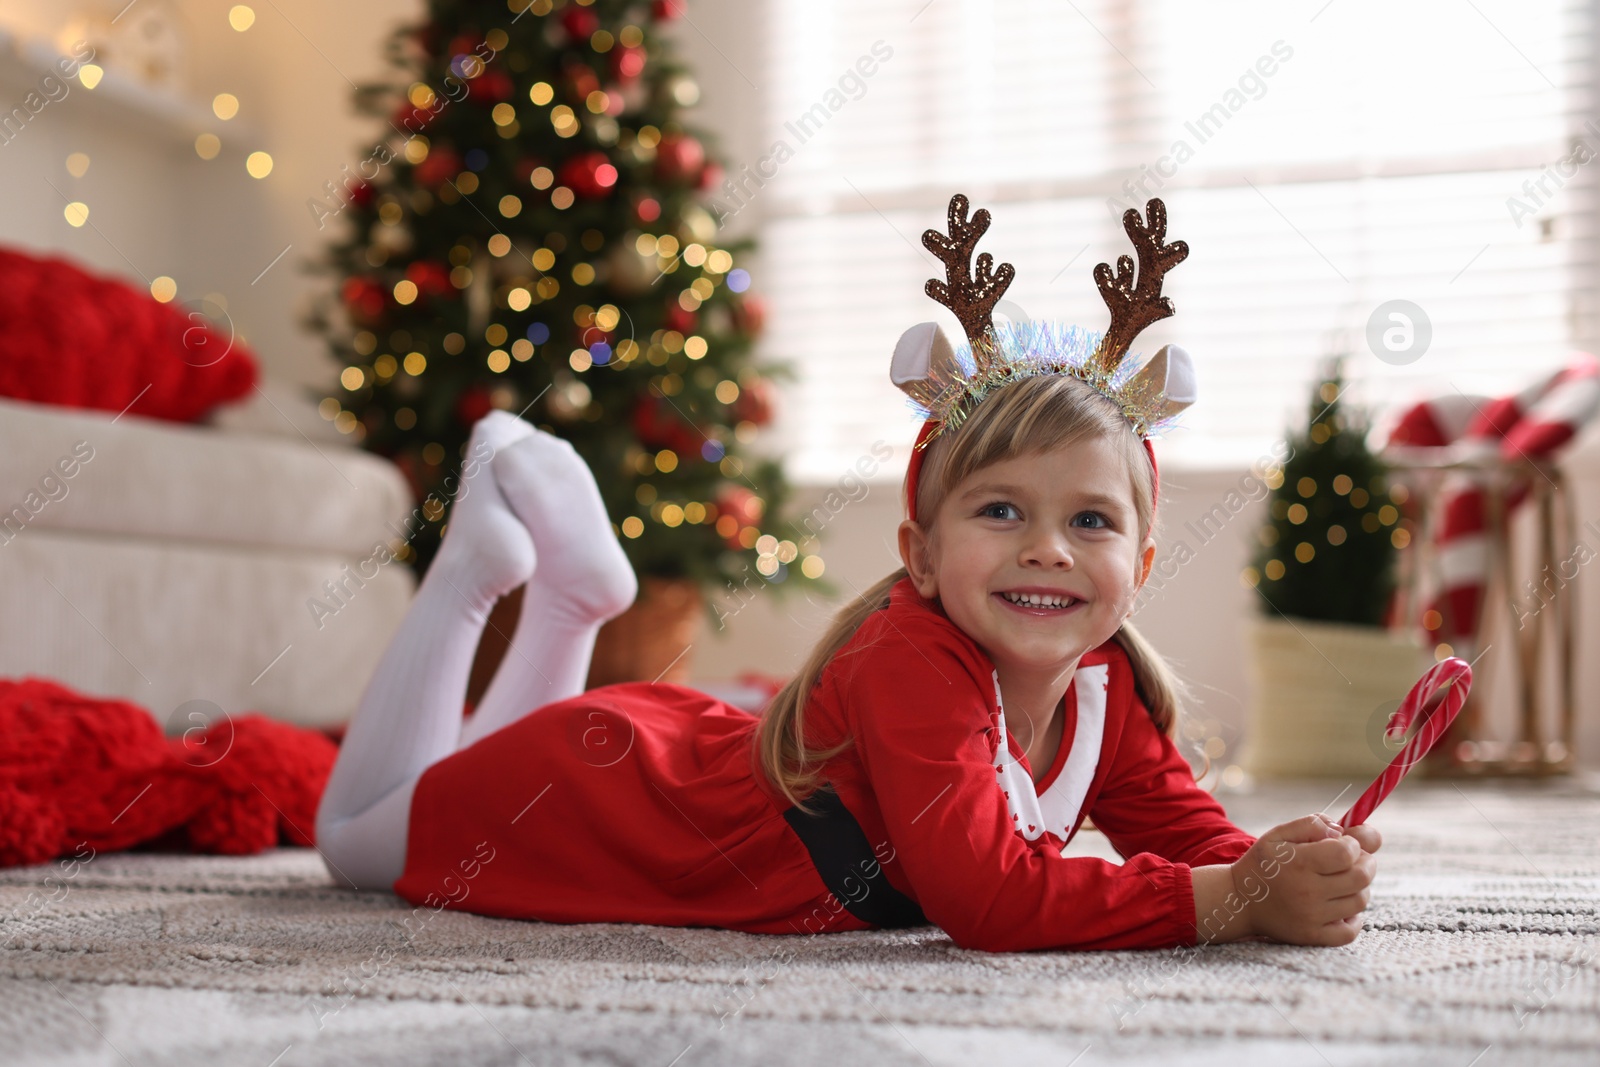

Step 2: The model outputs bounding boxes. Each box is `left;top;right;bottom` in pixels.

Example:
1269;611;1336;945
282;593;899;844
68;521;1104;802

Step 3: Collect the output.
747;0;1592;481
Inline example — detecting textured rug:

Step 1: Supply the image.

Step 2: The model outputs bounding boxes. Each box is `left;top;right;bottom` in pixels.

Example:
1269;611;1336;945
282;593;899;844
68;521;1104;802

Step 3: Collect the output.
2;776;1598;1066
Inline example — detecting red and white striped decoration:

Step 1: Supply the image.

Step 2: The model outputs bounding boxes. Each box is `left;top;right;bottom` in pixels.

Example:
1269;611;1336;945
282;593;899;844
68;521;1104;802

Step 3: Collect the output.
1379;354;1600;655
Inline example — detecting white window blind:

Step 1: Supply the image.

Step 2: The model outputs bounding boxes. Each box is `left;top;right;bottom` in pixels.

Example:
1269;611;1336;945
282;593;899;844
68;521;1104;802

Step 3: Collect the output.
748;0;1595;482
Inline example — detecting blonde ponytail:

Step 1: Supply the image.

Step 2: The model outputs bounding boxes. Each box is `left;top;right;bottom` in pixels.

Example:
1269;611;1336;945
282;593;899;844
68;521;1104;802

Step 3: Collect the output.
752;567;906;817
1111;619;1188;738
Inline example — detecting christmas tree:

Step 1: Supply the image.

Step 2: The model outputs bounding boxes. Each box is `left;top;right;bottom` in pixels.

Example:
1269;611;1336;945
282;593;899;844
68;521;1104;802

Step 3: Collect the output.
306;0;821;609
1246;357;1405;625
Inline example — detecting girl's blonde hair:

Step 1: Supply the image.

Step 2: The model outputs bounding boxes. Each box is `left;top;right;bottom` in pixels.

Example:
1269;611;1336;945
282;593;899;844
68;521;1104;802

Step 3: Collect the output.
753;373;1191;816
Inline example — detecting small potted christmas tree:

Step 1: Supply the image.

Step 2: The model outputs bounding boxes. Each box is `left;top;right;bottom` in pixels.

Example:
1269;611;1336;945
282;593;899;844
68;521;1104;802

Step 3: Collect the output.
1240;356;1429;778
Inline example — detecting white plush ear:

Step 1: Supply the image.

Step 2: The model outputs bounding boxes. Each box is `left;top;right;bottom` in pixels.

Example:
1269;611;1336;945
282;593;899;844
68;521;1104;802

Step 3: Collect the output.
1128;343;1197;419
891;321;962;398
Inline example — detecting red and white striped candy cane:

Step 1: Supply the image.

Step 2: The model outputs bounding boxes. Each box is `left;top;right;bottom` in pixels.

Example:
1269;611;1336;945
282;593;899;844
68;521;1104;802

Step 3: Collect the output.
1339;657;1473;828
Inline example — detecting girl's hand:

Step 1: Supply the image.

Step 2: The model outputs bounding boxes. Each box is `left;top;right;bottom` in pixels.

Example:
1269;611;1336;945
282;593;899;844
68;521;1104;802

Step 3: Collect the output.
1229;813;1380;947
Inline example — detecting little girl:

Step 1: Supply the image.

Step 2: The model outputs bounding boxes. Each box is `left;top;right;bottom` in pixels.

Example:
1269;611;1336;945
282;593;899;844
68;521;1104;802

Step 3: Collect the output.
316;196;1380;952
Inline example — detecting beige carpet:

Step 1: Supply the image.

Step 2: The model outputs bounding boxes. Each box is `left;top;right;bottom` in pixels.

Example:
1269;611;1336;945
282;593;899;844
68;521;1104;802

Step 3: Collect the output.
3;776;1598;1066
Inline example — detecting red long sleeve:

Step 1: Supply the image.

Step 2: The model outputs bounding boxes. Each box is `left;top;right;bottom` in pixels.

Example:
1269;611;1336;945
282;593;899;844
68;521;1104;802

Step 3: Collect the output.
1088;688;1257;870
815;588;1233;953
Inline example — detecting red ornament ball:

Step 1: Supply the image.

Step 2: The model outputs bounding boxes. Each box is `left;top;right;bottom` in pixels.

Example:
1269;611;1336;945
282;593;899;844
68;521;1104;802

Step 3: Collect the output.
456;386;493;427
663;301;698;336
732;375;775;427
561;7;601;41
578;324;616;349
653;0;684;20
653;133;704;185
558;152;619;199
341;277;386;324
474;71;514;103
405;260;453;299
732;294;766;339
714;485;762;548
630;394;703;456
412;147;462;188
612;44;647;83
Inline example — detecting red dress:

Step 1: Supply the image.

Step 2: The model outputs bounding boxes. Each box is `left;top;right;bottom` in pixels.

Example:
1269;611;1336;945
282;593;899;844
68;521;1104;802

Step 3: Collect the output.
393;577;1258;951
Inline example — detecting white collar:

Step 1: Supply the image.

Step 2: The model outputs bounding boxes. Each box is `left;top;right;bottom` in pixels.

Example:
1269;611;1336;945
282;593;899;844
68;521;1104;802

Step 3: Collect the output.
988;665;1108;852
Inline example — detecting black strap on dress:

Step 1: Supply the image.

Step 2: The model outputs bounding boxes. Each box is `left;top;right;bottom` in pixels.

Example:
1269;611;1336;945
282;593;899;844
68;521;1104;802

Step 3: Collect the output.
782;782;928;929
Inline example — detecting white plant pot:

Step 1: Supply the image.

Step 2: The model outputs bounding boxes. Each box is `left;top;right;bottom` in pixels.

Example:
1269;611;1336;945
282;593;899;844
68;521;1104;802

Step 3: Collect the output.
1242;614;1430;779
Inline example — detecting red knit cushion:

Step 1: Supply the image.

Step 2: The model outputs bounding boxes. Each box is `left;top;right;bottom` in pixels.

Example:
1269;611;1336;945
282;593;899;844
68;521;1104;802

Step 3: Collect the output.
0;246;257;421
0;676;338;867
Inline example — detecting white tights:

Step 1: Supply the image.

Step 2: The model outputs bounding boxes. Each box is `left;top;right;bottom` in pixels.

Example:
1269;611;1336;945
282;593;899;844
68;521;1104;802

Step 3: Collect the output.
314;413;637;890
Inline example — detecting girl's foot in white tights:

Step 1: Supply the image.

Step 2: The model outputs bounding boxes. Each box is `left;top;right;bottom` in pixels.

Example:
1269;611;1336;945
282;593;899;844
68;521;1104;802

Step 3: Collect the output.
456;428;638;748
493;430;637;624
427;411;538;613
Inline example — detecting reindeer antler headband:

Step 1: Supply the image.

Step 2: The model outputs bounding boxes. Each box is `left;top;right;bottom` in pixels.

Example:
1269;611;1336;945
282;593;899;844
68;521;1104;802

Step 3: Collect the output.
895;195;1198;523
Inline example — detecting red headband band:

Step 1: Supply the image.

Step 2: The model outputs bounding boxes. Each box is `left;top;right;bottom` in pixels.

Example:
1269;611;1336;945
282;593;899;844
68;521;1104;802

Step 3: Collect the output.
902;417;1161;527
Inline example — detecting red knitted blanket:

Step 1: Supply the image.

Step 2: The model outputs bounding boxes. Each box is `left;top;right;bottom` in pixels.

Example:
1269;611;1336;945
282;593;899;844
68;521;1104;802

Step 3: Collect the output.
0;673;790;871
0;677;337;869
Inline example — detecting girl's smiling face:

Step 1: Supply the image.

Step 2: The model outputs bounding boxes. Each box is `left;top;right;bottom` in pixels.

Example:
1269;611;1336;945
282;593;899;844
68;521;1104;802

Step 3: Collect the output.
899;435;1156;681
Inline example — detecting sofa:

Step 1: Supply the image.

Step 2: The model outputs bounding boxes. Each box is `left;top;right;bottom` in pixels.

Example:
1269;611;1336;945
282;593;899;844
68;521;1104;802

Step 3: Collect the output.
0;380;416;731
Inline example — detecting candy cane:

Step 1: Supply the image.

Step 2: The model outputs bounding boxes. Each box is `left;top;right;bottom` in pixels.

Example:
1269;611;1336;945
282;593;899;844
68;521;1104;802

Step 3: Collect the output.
1339;657;1473;828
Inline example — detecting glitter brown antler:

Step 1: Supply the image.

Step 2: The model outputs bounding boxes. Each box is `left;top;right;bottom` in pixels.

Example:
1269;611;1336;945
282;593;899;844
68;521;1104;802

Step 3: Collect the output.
1091;198;1189;377
922;194;1016;361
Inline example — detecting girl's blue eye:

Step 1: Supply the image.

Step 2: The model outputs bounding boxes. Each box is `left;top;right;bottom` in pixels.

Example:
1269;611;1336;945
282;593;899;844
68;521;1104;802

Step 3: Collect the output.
981;504;1113;526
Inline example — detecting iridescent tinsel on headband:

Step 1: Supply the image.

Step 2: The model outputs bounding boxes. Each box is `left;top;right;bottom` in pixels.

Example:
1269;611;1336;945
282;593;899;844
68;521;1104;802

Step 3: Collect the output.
901;319;1181;451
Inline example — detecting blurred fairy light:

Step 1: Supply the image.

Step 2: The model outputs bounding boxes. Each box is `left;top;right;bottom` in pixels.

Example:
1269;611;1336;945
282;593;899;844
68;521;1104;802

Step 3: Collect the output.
195;134;221;160
78;64;102;89
149;276;177;302
229;5;256;31
65;152;89;177
246;151;273;178
63;202;88;227
212;93;239;120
